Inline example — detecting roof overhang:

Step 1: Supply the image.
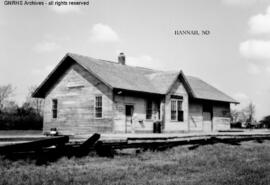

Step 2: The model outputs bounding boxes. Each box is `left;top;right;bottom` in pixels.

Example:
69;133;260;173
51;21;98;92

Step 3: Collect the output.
32;53;113;98
189;97;240;104
113;88;164;98
32;53;70;98
32;53;239;105
166;70;196;98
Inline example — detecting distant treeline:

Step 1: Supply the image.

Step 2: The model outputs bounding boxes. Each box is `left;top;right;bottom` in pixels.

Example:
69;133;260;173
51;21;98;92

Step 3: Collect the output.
0;105;43;130
0;84;43;130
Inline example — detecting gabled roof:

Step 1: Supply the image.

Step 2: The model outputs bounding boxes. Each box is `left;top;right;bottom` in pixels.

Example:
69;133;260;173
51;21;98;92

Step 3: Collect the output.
69;53;159;94
32;53;238;103
186;76;237;103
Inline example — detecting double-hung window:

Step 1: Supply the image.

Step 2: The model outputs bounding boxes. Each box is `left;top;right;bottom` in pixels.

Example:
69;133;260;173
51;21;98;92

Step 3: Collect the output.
95;95;102;118
171;99;184;121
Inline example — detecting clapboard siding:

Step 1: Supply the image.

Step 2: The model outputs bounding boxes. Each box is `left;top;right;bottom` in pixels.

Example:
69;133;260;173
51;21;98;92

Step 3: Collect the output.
213;102;230;130
43;63;113;135
189;100;231;131
164;80;189;132
213;102;230;117
42;60;232;135
189;102;203;131
113;94;160;133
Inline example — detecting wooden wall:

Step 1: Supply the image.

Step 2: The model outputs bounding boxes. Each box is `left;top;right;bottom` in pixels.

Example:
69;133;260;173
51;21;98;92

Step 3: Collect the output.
212;103;231;130
43;63;114;135
42;61;231;135
189;100;231;131
164;80;189;132
113;94;160;133
189;101;203;131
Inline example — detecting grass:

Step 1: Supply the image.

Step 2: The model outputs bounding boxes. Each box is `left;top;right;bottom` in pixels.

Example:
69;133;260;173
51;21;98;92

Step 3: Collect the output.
0;140;270;185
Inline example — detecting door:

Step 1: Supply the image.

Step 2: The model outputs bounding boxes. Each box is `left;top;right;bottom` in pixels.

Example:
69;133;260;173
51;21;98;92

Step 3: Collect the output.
203;112;212;131
125;105;134;133
203;103;213;131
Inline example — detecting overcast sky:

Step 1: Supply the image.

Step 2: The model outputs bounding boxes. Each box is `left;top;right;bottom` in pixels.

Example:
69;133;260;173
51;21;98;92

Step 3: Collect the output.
0;0;270;119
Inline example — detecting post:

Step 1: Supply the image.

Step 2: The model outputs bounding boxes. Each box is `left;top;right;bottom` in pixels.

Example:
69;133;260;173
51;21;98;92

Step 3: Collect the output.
160;98;165;131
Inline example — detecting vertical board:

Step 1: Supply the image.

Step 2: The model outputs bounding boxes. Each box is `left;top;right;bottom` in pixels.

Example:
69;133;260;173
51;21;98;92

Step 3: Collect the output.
189;102;203;131
43;63;114;135
164;79;189;132
113;95;158;133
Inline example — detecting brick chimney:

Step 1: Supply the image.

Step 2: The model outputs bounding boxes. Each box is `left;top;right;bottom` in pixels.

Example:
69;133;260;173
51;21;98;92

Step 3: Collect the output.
118;52;125;65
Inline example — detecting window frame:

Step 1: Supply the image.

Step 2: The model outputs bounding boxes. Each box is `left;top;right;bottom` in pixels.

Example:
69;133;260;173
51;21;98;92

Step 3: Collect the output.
171;100;177;121
170;98;184;122
52;99;58;119
95;95;103;118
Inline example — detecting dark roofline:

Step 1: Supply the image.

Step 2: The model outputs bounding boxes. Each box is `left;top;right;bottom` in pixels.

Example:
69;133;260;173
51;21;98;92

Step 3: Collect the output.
70;52;156;73
190;97;239;104
32;53;113;98
113;88;164;97
186;75;239;104
166;70;195;98
32;52;239;104
32;53;70;98
68;53;113;89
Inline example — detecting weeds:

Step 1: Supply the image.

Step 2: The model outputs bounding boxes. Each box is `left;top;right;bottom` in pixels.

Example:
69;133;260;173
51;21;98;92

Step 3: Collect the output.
0;141;269;185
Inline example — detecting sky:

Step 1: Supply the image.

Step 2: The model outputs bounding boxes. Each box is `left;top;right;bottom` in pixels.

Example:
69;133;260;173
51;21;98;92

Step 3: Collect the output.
0;0;270;119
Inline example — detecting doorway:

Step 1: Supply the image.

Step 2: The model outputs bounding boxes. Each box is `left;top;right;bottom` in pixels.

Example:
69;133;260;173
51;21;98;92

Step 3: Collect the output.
125;105;134;133
202;103;213;131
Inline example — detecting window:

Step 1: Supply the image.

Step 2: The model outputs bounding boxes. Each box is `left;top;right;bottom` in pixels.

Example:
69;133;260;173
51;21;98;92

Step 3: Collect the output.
171;100;177;120
171;99;184;121
95;95;102;118
52;99;58;119
146;101;152;119
177;101;183;121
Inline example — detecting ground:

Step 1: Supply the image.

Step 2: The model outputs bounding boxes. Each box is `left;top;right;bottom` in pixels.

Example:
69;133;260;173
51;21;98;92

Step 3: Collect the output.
0;140;269;185
0;130;42;136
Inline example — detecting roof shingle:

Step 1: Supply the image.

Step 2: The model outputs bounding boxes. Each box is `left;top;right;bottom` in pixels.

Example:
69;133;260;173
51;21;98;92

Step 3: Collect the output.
69;53;237;103
34;53;238;103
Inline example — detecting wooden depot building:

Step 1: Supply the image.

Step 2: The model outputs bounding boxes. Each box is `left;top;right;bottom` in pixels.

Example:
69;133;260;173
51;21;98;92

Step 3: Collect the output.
32;53;238;135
